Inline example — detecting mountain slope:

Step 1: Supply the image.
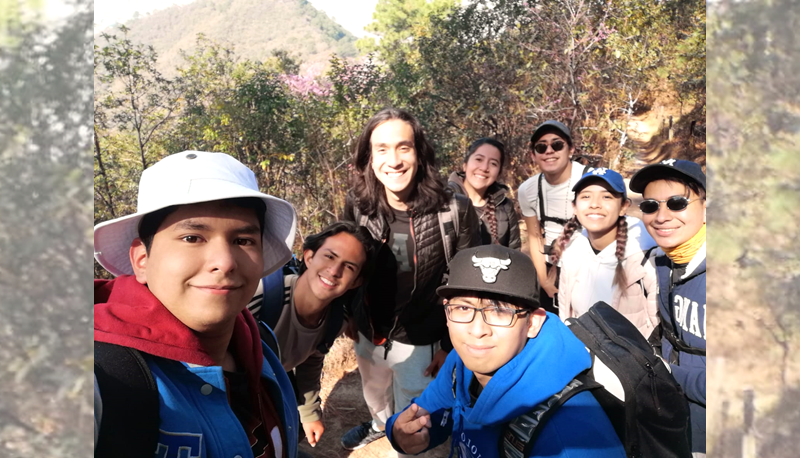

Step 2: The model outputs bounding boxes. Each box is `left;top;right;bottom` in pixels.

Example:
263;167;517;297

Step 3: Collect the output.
99;0;359;73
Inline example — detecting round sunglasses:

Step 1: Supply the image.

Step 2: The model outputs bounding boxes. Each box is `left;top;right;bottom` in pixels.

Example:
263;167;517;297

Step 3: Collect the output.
533;140;566;154
639;196;702;214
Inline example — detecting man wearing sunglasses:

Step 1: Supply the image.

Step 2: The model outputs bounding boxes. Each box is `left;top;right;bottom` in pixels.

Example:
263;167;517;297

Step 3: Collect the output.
385;244;624;457
630;159;706;457
518;120;589;314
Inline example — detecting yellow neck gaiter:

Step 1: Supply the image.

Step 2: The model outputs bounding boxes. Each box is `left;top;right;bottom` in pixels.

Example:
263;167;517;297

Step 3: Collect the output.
664;223;705;264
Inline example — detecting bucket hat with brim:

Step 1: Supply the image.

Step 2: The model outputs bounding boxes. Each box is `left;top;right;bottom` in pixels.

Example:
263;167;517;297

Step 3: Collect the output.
94;151;297;277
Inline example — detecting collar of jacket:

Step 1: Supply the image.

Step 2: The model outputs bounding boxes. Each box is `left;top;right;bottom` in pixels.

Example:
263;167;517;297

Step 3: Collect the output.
447;171;510;205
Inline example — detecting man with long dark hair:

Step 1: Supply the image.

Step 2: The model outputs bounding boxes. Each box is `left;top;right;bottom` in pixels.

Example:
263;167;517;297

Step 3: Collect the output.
341;108;480;452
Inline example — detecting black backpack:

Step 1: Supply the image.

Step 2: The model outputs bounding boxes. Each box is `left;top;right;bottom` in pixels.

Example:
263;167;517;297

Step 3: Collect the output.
501;302;691;458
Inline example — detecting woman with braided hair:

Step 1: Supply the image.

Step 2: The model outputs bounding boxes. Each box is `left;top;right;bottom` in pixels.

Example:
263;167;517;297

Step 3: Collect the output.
447;138;521;249
550;167;659;338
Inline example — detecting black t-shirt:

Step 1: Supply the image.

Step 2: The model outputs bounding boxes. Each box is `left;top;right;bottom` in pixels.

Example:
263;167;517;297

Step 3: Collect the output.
366;208;418;340
468;374;484;407
388;208;416;316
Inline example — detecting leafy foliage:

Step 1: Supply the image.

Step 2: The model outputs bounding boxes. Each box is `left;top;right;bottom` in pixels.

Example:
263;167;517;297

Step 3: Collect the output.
0;0;93;454
708;0;800;454
95;0;705;265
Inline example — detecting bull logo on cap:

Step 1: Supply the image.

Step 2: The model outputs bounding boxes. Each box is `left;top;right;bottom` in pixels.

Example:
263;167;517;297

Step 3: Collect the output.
472;255;511;284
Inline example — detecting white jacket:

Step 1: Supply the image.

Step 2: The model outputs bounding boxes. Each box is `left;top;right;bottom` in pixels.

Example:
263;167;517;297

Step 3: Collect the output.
558;216;659;338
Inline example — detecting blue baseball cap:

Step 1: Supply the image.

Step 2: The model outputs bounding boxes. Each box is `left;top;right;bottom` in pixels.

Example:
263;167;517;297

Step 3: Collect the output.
629;159;706;193
572;167;627;199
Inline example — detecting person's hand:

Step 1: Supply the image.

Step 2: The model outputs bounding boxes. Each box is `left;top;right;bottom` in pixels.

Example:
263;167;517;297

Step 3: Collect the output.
424;349;448;378
344;318;359;343
391;404;431;455
302;420;325;447
541;280;557;298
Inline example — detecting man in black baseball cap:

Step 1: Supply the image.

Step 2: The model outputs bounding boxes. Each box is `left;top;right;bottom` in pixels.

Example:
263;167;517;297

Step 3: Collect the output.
384;245;625;457
517;120;589;316
629;158;706;455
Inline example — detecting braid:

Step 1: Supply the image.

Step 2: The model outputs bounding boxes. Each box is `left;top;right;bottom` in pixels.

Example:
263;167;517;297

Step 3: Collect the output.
546;216;582;286
613;216;629;295
484;194;499;244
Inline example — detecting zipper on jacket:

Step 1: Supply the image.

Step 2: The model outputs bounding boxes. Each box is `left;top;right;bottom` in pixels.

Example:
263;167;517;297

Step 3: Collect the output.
646;362;659;411
409;212;418;300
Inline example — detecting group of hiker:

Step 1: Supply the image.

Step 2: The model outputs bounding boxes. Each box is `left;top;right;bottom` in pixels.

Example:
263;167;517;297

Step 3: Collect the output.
93;107;706;458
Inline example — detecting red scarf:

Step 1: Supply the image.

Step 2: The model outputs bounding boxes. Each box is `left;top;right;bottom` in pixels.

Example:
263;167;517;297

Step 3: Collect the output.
95;275;286;458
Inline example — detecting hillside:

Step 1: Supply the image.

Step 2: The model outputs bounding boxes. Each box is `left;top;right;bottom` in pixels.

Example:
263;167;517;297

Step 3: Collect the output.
97;0;359;74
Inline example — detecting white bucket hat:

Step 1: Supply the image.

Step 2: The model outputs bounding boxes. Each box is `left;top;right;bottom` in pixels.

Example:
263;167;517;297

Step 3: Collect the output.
94;151;297;277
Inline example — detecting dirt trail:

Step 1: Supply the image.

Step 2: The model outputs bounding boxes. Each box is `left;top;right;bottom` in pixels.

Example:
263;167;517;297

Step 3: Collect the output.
298;338;449;458
622;99;706;174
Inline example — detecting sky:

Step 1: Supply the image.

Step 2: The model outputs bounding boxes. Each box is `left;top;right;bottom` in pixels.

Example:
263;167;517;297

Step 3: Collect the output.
93;0;379;37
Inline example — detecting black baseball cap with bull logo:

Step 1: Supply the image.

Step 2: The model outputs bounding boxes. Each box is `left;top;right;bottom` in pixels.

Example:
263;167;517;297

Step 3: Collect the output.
437;245;541;310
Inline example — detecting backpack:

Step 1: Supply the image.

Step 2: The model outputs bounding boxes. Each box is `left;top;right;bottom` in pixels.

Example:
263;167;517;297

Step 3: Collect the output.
500;302;691;458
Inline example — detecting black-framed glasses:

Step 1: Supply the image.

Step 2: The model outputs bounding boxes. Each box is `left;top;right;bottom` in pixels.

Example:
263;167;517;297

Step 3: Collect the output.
533;140;566;154
445;303;529;327
639;196;701;214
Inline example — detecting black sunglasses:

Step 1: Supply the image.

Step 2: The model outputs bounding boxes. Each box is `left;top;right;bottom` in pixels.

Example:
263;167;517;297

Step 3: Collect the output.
639;196;701;214
533;140;566;154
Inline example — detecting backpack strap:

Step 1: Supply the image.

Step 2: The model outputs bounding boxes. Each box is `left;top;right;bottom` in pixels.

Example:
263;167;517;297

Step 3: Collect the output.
94;342;159;458
438;193;460;263
635;246;658;296
501;372;599;458
260;270;287;328
536;164;592;238
257;319;282;365
451;365;457;398
537;174;570;230
655;255;706;358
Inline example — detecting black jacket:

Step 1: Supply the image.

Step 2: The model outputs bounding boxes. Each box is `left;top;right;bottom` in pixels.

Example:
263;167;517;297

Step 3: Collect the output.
447;171;521;250
343;190;480;350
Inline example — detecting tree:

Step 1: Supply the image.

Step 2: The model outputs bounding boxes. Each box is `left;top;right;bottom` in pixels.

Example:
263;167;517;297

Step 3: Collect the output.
357;0;459;54
0;0;93;454
95;26;182;170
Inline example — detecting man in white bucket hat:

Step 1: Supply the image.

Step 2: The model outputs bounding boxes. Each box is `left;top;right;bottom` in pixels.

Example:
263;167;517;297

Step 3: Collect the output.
94;151;300;458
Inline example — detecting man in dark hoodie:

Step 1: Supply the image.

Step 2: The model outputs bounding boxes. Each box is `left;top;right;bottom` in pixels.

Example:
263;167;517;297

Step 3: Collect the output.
93;151;299;458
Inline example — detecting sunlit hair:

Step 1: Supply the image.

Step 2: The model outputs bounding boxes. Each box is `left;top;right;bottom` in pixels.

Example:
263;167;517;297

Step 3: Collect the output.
301;221;376;281
464;138;506;244
351;108;448;219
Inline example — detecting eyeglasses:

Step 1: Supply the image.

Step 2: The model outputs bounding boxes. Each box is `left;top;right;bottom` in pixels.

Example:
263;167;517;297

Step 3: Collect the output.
639;196;702;214
445;303;529;327
533;141;566;154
